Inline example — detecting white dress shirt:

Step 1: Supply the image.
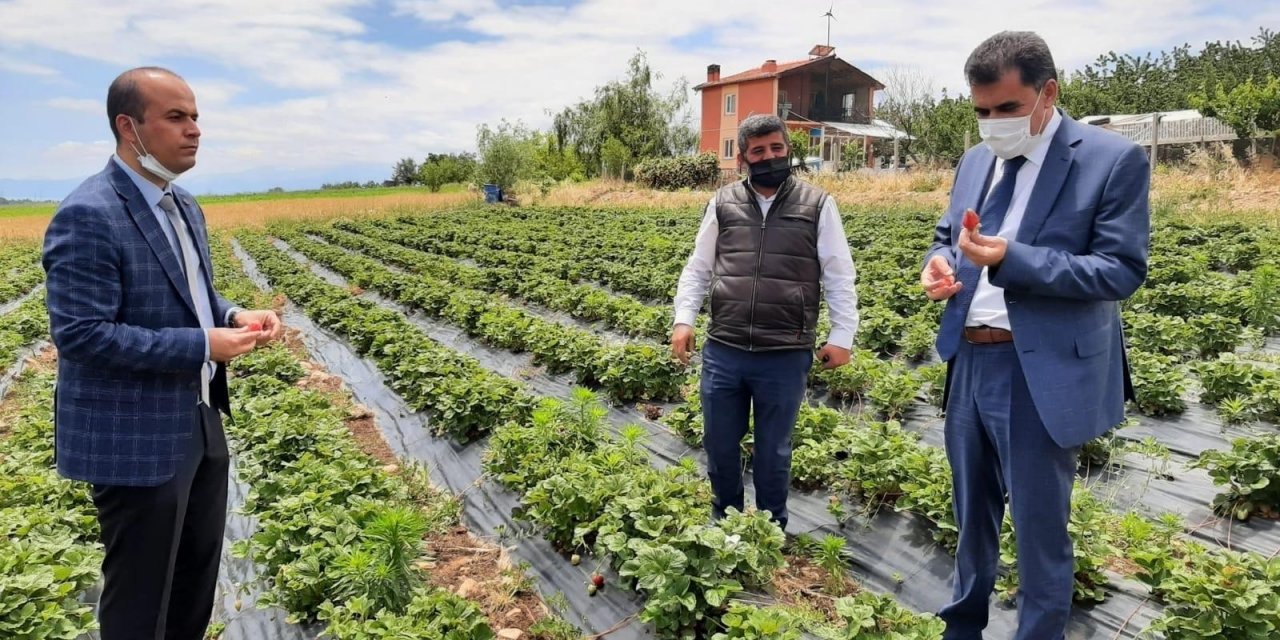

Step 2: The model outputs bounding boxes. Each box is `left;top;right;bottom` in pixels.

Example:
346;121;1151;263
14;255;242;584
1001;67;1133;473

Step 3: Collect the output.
673;185;859;349
112;155;239;403
966;109;1063;330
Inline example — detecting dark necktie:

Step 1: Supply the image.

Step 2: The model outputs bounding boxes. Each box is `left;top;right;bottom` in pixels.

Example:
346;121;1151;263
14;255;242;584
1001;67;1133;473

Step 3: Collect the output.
951;155;1027;320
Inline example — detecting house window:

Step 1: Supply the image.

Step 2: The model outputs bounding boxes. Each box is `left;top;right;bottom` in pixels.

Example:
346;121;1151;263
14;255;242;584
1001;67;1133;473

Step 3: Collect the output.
723;139;735;158
725;94;736;115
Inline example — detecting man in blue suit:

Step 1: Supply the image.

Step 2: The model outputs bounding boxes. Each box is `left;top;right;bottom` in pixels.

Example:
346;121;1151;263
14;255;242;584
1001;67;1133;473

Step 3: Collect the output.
920;32;1149;640
43;67;282;639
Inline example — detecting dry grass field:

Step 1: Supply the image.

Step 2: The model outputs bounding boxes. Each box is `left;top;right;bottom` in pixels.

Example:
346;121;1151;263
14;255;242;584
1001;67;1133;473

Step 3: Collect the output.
3;166;1277;242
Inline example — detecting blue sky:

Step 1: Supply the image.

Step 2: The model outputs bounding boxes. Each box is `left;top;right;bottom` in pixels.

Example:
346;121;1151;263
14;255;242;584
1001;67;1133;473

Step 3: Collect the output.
0;0;1274;200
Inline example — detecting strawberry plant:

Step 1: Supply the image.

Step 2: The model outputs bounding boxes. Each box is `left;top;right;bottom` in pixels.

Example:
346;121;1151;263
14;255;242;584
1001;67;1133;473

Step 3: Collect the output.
1194;354;1272;406
811;349;886;402
1192;435;1280;520
1252;377;1280;422
917;363;947;410
317;588;494;639
616;510;785;638
0;292;50;369
899;312;938;361
710;604;802;640
0;243;45;307
0;368;100;640
866;367;922;420
237;232;533;442
484;389;612;492
1144;252;1209;286
1123;312;1194;358
830;591;945;639
225;343;491;635
662;386;705;446
855;306;908;356
597;343;685;402
1133;543;1280;640
1187;313;1244;359
1127;350;1188;415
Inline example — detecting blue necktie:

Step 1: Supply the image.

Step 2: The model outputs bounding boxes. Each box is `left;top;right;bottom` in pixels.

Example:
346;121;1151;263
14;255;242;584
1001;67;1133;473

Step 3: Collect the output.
951;155;1027;319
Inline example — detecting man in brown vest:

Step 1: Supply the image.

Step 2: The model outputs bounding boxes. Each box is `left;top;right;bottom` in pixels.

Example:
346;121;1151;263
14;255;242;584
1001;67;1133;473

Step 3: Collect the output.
671;114;859;531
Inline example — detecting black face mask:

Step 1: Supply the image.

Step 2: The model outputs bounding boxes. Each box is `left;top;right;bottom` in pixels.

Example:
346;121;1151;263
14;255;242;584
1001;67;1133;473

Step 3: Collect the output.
747;156;792;189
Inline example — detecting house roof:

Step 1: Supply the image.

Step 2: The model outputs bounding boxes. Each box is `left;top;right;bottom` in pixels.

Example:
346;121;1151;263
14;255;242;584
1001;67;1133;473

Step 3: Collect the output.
821;119;913;140
694;54;884;91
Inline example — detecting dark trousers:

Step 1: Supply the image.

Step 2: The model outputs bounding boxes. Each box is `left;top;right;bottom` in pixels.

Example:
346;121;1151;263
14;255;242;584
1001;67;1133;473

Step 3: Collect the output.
700;339;812;531
939;341;1077;640
91;403;229;640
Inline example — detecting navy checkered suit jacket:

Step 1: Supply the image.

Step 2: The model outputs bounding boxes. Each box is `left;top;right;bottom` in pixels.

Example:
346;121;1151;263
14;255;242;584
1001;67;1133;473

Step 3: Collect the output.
43;160;235;486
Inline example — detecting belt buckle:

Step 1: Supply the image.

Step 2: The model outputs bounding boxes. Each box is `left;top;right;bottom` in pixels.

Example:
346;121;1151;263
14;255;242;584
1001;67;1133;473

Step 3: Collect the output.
965;326;997;345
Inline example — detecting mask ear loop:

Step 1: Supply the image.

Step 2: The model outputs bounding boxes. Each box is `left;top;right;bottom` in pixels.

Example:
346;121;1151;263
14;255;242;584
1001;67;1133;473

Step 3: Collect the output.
1030;88;1050;137
125;116;150;159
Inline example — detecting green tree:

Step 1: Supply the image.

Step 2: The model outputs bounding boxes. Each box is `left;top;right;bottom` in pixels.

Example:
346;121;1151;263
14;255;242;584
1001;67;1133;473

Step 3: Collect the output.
1058;27;1279;117
390;157;419;186
600;136;633;179
552;50;697;177
530;132;586;182
839;141;865;171
418;153;476;192
475;120;535;191
1192;75;1280;140
915;91;980;166
788;129;811;166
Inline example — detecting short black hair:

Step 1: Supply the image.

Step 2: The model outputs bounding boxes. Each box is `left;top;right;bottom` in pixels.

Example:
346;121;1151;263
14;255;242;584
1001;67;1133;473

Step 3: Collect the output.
107;66;181;143
965;31;1057;91
737;114;790;155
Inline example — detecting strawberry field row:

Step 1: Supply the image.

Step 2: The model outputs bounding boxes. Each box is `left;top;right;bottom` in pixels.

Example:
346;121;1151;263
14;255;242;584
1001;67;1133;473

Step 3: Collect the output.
273;228;686;403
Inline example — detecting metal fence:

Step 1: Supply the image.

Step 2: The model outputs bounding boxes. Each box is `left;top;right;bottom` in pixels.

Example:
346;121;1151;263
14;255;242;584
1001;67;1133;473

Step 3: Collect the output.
1095;113;1238;146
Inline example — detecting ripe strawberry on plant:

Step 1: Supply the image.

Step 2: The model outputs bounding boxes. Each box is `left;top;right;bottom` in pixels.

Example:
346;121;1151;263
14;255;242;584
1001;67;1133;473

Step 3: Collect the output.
591;574;604;588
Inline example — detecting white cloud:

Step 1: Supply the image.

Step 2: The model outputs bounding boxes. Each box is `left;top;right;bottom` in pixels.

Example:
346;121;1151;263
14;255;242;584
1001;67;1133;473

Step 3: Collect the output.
392;0;497;23
46;97;101;113
0;0;1275;191
23;140;117;180
0;55;59;77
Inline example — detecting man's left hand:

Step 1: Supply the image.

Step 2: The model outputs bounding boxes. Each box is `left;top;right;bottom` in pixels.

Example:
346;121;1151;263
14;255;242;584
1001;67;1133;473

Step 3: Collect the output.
816;344;850;370
233;310;283;346
958;228;1008;267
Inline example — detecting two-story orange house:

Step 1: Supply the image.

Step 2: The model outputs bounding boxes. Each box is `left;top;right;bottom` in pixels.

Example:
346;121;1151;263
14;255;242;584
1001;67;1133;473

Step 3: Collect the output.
694;46;904;171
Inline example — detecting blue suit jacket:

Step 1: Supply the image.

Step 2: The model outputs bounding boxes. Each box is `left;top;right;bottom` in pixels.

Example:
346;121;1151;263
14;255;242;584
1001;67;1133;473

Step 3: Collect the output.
927;113;1150;448
43;160;236;487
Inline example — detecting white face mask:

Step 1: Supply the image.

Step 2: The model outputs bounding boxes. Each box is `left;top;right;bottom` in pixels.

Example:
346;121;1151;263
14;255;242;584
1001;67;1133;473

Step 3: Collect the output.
978;89;1047;160
126;116;183;183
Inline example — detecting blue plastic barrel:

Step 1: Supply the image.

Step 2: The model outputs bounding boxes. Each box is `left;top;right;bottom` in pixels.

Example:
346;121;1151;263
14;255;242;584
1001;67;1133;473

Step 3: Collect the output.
482;184;502;203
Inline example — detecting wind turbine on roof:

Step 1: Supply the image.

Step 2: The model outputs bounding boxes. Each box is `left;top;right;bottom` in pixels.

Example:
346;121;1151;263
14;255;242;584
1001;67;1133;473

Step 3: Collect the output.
822;3;836;47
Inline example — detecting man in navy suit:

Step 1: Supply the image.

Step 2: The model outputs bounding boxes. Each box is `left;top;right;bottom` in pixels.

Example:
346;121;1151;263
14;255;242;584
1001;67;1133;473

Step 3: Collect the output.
43;67;282;639
920;32;1149;640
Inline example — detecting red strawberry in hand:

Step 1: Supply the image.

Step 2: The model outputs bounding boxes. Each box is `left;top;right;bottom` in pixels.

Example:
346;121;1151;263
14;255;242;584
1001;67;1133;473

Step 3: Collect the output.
247;323;263;332
962;209;980;232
